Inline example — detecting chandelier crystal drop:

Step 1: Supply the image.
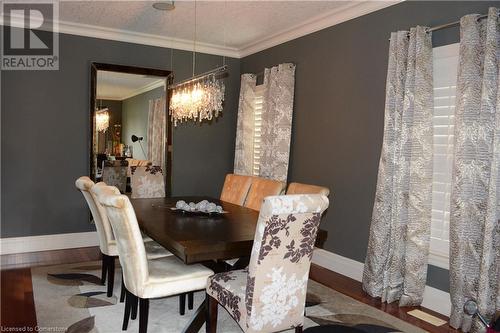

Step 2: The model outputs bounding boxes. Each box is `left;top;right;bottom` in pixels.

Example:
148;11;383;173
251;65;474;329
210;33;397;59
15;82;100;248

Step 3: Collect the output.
169;72;225;126
95;108;110;132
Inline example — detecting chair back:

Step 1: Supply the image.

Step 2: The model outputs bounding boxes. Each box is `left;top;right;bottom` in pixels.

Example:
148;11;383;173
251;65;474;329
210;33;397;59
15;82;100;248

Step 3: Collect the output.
75;176;115;255
102;160;128;193
244;177;285;211
220;174;252;205
286;182;330;197
125;158;152;177
130;165;165;199
94;185;149;297
245;194;329;332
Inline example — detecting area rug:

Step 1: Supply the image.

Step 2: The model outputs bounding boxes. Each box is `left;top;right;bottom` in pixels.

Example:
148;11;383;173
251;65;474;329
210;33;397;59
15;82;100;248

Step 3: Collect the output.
31;261;426;333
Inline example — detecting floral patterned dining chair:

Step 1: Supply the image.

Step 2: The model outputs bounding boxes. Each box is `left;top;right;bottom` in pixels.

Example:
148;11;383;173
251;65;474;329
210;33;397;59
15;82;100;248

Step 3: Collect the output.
206;194;330;333
102;160;128;193
130;165;165;199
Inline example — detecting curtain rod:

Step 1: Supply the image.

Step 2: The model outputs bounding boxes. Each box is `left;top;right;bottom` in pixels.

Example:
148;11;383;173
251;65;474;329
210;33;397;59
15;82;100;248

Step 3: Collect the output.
428;13;488;33
389;12;494;40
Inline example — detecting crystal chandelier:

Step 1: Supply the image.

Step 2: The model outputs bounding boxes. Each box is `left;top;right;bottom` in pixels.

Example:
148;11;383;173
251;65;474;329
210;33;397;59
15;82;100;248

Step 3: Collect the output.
169;67;226;126
168;0;227;126
96;108;110;132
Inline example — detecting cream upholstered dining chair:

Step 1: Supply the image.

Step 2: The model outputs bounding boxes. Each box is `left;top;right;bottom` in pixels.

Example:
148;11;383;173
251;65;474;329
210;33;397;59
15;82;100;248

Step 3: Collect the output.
206;194;329;333
89;182;195;317
95;187;214;333
243;177;286;211
220;174;253;205
76;177;171;298
102;160;128;193
130;165;165;199
286;182;330;197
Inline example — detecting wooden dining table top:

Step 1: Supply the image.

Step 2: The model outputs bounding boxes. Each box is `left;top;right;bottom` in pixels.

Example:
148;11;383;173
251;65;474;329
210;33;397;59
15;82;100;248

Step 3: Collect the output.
130;196;260;264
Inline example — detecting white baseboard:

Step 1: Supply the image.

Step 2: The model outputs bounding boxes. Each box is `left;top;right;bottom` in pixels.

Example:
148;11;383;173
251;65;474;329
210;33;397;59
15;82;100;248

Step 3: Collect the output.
312;248;364;281
422;285;451;317
312;248;451;317
0;232;99;255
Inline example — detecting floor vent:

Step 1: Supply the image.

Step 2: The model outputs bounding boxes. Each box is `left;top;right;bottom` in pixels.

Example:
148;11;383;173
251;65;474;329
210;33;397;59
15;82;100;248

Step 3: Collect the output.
408;309;447;326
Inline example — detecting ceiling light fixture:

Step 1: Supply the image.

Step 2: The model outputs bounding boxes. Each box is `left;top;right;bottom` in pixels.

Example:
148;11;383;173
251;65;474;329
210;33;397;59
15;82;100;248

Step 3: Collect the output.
168;0;227;126
152;1;175;11
95;108;110;132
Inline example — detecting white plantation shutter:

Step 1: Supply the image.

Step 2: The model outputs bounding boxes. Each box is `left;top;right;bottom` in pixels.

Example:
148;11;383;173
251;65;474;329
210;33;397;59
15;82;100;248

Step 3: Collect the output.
252;85;265;176
430;43;459;268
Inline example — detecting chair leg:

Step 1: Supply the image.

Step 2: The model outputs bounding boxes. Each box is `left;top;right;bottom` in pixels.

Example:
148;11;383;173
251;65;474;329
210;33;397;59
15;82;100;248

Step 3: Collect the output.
122;290;131;331
139;298;149;333
107;256;115;297
295;326;303;333
101;253;108;285
120;275;126;303
131;293;138;320
179;293;186;315
188;291;194;310
206;293;218;333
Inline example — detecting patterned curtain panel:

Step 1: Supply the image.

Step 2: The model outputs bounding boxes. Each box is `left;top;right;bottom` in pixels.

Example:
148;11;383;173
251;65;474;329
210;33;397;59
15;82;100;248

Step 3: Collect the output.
449;8;500;332
147;97;166;169
234;74;257;176
260;63;296;182
363;26;433;306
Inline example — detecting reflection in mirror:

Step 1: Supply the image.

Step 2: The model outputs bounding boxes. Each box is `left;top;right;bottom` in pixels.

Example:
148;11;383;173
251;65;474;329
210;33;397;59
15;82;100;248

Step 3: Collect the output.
90;64;171;196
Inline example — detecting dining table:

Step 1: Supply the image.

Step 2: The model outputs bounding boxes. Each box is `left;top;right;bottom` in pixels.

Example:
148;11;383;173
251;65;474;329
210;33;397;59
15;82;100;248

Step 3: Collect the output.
130;196;328;333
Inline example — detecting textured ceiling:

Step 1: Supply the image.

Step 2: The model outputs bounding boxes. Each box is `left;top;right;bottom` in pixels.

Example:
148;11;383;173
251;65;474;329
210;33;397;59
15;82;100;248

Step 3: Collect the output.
97;71;165;100
59;1;375;50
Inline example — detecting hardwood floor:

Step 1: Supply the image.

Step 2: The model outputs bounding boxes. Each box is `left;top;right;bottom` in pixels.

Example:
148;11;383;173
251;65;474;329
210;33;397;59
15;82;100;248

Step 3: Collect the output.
1;268;37;329
1;246;100;330
0;247;460;332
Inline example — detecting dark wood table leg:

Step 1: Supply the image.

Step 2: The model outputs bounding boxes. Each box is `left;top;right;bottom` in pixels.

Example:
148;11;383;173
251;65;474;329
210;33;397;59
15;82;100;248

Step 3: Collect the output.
181;299;207;333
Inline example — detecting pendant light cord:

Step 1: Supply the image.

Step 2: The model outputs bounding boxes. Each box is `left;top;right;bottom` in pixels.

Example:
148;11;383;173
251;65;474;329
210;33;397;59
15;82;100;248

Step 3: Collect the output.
223;0;226;67
169;12;174;85
192;0;197;77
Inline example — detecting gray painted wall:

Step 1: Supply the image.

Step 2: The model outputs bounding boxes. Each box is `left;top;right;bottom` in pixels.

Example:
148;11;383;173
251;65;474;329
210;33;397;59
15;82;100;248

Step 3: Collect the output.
121;86;165;160
1;31;240;238
241;1;494;292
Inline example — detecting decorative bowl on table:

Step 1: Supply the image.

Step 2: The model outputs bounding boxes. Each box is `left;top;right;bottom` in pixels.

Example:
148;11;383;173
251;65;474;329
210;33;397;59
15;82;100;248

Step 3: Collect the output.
171;200;227;216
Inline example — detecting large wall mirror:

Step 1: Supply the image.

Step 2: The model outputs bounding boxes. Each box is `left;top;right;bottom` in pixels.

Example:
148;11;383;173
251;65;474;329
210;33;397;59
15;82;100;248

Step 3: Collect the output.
90;63;172;196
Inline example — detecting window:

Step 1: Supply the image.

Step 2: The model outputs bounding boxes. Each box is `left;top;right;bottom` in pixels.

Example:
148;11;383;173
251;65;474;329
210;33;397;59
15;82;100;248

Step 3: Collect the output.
430;43;459;269
252;85;265;176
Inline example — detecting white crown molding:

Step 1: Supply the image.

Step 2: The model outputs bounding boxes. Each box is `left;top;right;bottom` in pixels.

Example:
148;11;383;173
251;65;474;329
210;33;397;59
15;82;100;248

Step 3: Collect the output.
57;19;241;58
1;13;240;58
238;1;401;58
0;232;99;255
96;96;123;101
312;248;451;317
121;78;165;100
1;1;400;59
98;78;166;101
